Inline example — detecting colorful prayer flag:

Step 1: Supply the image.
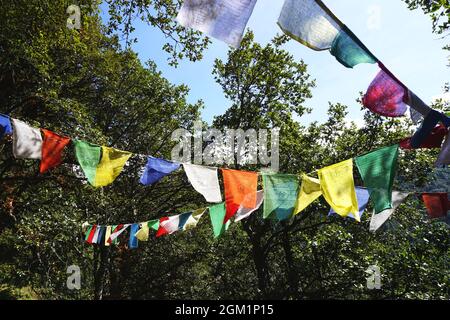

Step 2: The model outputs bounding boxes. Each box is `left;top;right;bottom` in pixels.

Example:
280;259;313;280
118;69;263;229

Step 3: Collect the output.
209;203;230;238
421;193;449;219
330;25;377;68
369;191;410;232
11;118;43;159
104;226;112;246
40;129;71;173
176;0;258;48
85;225;96;244
222;168;258;223
140;156;180;185
294;174;322;215
234;190;264;222
278;0;343;51
262;173;299;221
73;140;101;185
156;217;170;237
328;187;370;222
94;146;132;187
410;109;450;149
363;69;408;117
355;145;399;214
400;124;448;149
183;164;222;203
135;220;160;241
318;159;358;218
109;224;130;243
0;114;13;139
183;208;207;230
129;223;139;249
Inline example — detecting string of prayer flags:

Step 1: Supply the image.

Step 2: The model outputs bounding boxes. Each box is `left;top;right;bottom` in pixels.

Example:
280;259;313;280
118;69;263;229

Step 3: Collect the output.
183;164;222;203
421;193;449;219
209;203;230;238
369;191;410;232
234;190;264;222
435;132;450;167
129;223;139;249
11;118;43;159
176;0;258;48
222;168;258;223
328;187;370;222
278;0;343;51
400;124;448;149
294;174;322;215
363;69;408;117
40;129;71;173
356;145;399;214
318;159;359;218
330;25;377;68
94;147;132;187
73;140;101;185
0;114;13;139
410;110;450;149
140;156;180;185
262;173;299;221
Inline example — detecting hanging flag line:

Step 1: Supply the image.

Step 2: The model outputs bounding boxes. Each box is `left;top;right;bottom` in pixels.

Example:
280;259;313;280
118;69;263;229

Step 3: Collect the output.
1;114;448;249
82;187;448;249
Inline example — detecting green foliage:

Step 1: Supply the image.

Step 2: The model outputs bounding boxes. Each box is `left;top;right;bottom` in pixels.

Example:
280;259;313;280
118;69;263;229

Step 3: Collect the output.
402;0;450;35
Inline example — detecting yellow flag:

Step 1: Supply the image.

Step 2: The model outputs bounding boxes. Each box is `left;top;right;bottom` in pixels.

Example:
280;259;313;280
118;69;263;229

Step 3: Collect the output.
136;222;149;241
104;226;112;246
294;174;322;215
318;159;359;220
94;146;132;187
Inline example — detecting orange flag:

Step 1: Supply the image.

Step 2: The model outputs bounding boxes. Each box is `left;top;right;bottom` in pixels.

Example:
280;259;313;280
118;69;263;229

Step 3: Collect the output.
222;169;258;223
40;129;71;173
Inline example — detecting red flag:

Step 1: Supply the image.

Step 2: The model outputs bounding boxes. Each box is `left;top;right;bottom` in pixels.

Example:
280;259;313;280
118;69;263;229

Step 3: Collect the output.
421;193;449;219
86;225;97;244
400;124;448;149
40;129;71;173
156;217;170;237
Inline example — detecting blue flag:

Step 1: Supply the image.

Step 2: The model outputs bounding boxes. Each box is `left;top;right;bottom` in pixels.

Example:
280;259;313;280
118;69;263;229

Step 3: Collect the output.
140;156;180;185
129;223;139;249
0;114;13;139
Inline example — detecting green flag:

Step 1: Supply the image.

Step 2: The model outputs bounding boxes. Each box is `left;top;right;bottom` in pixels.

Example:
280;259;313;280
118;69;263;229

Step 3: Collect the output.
355;144;399;213
330;26;377;68
148;219;160;231
73;140;101;185
262;173;299;221
209;203;230;238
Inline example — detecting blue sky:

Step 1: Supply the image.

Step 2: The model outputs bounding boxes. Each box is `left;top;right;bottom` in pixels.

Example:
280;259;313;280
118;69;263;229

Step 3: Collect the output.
101;0;449;126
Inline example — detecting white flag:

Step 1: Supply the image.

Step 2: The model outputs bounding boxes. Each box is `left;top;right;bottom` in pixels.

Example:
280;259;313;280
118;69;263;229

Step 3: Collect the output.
12;118;43;159
176;0;257;48
369;191;410;232
183;164;222;203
